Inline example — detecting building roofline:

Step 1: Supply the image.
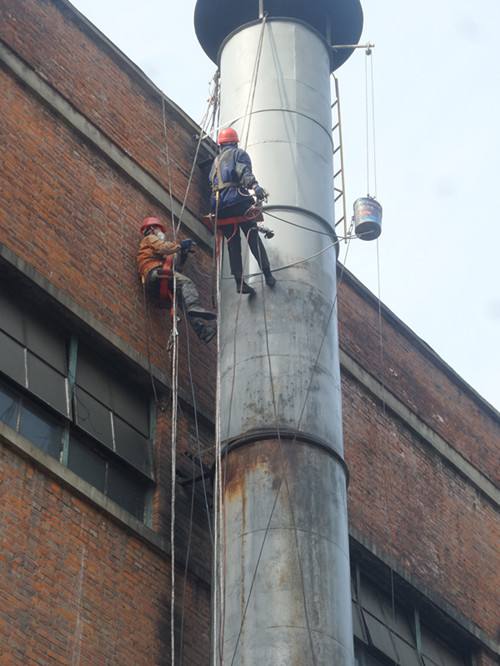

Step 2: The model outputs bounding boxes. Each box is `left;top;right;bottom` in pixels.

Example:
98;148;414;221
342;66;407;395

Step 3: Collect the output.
55;0;216;157
339;264;500;423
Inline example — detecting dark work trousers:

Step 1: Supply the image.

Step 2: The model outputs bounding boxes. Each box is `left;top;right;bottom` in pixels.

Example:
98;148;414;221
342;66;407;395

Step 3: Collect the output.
218;200;271;278
146;269;200;311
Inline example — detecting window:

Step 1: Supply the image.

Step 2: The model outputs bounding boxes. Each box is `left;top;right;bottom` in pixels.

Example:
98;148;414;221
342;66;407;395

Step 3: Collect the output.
0;379;63;459
0;286;153;521
351;567;470;666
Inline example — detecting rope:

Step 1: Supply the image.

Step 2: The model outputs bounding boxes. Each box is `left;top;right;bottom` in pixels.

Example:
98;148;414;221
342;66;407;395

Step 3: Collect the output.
364;47;378;197
178;312;214;665
370;50;378;198
169;305;178;666
241;14;268;150
214;229;225;666
161;93;180;666
263;209;337;238
221;239;342;281
158;72;220;666
364;52;371;195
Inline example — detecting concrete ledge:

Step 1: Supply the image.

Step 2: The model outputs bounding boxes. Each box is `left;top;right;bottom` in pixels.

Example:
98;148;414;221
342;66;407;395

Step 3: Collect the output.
0;421;211;586
340;349;500;508
0;38;213;250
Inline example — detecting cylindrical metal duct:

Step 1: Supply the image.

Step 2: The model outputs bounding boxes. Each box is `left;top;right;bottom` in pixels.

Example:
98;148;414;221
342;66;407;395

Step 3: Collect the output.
194;3;363;663
219;21;342;450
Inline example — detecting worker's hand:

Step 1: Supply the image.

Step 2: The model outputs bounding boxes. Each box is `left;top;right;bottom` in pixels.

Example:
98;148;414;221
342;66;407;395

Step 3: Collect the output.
254;185;268;202
180;239;196;253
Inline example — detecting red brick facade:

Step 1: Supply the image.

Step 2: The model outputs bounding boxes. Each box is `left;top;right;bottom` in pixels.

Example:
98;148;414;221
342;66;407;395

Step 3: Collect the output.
0;1;498;664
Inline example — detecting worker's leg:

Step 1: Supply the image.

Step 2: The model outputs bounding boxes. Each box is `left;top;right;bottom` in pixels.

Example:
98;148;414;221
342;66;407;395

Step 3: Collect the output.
175;273;216;320
240;222;276;287
221;225;255;296
221;224;243;278
145;267;161;298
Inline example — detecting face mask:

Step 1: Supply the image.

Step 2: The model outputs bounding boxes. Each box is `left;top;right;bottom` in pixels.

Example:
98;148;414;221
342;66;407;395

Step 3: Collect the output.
156;231;166;241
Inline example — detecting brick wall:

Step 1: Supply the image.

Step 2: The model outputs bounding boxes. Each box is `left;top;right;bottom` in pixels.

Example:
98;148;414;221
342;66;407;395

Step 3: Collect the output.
343;371;499;639
338;278;500;486
0;0;498;663
0;439;211;665
0;0;210;219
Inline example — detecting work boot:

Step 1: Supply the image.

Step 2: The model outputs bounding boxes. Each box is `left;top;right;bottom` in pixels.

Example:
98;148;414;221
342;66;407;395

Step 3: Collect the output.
190;318;216;344
235;277;256;296
264;270;276;288
186;307;216;320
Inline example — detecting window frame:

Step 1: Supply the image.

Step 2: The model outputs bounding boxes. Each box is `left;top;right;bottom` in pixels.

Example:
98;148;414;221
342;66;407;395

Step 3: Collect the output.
0;297;155;523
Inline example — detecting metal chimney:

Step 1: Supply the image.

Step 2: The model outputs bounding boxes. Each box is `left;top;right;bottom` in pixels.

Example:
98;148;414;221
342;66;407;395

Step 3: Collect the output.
195;1;363;663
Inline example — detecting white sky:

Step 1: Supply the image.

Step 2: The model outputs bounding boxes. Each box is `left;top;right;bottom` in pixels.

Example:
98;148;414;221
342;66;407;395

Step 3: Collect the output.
70;0;500;410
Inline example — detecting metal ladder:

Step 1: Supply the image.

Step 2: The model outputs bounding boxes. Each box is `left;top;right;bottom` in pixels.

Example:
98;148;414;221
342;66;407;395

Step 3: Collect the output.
331;74;348;240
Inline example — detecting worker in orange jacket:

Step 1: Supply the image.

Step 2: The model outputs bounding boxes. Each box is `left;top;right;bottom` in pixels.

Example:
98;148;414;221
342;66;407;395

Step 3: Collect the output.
137;217;216;343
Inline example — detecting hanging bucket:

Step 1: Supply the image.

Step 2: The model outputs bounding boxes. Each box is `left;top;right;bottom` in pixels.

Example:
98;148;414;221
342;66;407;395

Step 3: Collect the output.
353;197;382;241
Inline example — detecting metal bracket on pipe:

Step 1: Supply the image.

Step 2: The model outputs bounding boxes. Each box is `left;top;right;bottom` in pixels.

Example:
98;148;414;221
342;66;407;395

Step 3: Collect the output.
220;428;350;485
331;42;375;51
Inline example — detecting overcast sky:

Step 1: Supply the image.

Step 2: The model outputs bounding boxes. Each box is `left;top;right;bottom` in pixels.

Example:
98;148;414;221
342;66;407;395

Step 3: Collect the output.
71;0;500;410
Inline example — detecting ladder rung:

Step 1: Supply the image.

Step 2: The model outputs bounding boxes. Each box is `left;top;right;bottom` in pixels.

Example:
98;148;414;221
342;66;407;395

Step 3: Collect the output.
334;186;343;193
335;193;344;202
335;217;345;226
331;100;338;108
332;123;340;131
333;146;341;155
334;169;342;178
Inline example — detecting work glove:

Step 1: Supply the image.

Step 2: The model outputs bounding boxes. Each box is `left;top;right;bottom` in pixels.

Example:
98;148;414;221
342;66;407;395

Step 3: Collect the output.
180;239;196;252
254;185;268;202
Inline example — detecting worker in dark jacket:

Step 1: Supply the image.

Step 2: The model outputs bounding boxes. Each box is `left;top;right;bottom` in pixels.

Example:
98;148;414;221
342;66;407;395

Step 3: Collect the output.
209;127;275;296
137;217;216;343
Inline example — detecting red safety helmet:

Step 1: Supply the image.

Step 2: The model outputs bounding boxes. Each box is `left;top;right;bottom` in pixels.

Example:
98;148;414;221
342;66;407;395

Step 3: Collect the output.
140;217;166;235
217;127;239;145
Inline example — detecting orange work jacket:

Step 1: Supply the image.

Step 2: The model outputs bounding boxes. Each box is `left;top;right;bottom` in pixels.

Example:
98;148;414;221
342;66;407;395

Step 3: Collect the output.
136;235;180;283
